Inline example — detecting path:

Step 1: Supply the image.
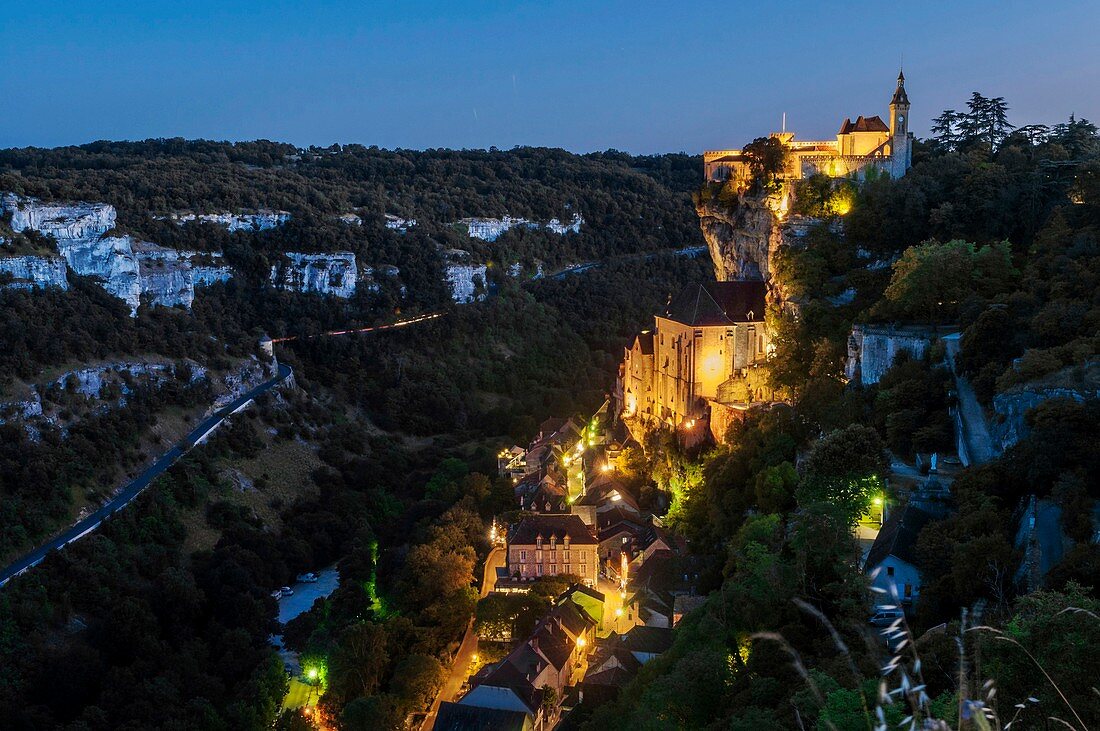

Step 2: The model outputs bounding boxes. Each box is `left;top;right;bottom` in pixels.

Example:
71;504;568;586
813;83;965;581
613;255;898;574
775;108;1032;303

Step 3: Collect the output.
0;363;294;588
421;545;506;730
943;333;998;466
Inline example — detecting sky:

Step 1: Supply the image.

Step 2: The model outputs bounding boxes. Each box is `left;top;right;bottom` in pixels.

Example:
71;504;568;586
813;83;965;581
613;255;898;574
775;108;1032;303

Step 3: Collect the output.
2;0;1098;154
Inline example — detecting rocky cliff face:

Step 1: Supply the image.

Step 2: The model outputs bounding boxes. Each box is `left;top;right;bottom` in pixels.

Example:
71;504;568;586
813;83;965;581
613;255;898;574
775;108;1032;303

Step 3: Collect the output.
270;252;357;297
0;255;69;290
456;213;583;242
444;264;488;303
991;363;1100;451
167;210;291;231
695;192;811;308
2;194;235;314
845;325;936;385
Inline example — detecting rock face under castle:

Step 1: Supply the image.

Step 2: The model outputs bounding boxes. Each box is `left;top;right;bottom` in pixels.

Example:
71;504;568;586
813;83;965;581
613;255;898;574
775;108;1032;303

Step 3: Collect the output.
703;72;913;183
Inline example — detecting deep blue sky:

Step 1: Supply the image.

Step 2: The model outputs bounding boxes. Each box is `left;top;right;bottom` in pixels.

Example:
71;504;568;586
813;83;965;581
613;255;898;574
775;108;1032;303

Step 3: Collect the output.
2;1;1097;153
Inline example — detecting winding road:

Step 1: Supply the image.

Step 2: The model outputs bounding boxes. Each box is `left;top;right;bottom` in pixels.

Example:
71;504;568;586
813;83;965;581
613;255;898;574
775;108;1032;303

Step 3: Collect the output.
0;362;294;588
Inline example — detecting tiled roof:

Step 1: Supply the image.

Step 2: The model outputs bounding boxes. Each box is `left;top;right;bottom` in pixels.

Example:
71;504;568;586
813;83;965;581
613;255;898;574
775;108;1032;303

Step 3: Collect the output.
621;625;675;655
838;115;890;134
509;515;598;546
664;281;767;326
864;503;936;569
633;331;654;355
435;702;530;731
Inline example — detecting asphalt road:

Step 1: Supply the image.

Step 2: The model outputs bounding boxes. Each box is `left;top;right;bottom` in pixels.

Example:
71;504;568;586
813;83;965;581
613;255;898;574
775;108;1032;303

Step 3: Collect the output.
0;362;293;588
421;545;506;730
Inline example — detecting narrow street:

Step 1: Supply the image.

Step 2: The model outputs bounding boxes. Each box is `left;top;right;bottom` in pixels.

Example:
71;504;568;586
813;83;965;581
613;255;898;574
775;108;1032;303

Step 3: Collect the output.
420;545;505;730
944;333;998;465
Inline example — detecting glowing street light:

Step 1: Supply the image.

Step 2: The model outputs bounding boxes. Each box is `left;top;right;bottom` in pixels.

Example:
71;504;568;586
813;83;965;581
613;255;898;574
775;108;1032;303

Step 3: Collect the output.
576;636;586;648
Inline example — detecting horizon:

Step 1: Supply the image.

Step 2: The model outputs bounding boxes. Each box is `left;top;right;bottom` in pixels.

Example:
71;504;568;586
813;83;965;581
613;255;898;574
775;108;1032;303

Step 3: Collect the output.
2;1;1100;154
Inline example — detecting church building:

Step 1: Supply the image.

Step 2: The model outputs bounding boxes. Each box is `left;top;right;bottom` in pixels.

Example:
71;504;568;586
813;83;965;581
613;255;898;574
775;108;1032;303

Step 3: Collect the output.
704;72;913;183
618;280;771;432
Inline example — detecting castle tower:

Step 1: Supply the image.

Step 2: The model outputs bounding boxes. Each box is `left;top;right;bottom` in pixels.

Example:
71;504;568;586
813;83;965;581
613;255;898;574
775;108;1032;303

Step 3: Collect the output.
889;70;912;177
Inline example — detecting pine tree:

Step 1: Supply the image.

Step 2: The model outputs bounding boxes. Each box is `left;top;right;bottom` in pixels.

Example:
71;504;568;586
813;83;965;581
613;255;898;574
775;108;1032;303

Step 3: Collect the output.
931;109;962;150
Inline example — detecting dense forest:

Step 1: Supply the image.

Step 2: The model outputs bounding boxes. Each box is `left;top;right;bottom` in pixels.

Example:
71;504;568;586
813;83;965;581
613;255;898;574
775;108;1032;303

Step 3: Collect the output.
0;142;712;729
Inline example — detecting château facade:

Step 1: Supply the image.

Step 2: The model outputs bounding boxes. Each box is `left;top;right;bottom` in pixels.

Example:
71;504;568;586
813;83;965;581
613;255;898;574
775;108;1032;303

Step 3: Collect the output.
704;72;913;183
618;281;771;433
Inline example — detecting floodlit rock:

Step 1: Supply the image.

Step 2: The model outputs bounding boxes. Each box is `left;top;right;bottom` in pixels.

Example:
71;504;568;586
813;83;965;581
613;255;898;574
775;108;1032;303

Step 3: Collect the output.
0;255;69;290
3;194;116;241
3;194;235;313
270;252;357;297
135;243;194;308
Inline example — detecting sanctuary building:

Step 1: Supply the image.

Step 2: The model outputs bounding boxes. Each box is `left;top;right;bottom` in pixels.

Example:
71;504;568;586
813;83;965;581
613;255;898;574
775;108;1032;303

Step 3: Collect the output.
704;72;913;183
617;280;773;435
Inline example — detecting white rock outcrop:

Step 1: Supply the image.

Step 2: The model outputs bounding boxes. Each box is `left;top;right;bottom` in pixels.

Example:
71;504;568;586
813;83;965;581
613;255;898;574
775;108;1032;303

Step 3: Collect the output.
168;210;291;231
0;255;69;290
270;252;357;297
456;213;583;242
444;253;488;301
385;214;416;232
2;194;235;314
339;213;363;226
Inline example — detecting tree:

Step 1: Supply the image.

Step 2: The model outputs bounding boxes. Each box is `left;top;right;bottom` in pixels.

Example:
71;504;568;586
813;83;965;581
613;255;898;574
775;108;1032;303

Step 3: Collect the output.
341;694;405;731
798;424;889;523
326;622;389;706
931;109;964;151
390;654;444;712
741;137;790;192
879;239;1015;323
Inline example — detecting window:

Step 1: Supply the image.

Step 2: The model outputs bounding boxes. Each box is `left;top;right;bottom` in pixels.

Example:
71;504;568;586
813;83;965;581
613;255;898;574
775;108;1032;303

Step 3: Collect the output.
563;550;570;561
520;550;527;561
550;564;556;574
563;564;570;574
579;565;585;576
537;564;543;576
536;550;543;563
579;552;586;561
887;566;895;577
904;584;913;598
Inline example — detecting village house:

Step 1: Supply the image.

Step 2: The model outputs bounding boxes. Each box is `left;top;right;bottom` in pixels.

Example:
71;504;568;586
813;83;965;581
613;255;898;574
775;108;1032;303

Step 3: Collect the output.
864;502;936;606
506;514;599;585
455;587;600;730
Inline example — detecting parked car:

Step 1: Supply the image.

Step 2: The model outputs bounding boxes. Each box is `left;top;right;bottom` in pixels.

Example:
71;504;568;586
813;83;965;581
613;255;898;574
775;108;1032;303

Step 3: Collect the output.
868;608;903;627
297;572;319;583
280;586;294;596
270;590;284;600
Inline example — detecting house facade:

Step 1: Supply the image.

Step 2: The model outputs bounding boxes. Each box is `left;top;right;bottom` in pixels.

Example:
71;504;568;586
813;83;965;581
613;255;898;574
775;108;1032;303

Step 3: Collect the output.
507;515;599;584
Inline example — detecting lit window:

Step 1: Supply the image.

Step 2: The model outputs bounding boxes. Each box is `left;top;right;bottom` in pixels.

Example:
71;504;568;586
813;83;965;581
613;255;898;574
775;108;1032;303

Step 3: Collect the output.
550;564;556;574
520;550;527;561
564;564;570;574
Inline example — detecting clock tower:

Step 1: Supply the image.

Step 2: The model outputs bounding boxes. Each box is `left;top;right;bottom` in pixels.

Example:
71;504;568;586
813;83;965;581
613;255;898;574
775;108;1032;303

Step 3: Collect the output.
889;70;912;177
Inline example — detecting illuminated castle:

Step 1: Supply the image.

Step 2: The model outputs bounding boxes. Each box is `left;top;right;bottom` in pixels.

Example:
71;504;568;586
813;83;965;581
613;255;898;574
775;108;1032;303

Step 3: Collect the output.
704;72;913;183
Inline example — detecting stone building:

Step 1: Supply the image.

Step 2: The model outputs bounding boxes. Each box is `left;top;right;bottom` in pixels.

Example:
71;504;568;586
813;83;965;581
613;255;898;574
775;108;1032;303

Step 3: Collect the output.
620;280;770;430
507;515;599;584
704;72;913;183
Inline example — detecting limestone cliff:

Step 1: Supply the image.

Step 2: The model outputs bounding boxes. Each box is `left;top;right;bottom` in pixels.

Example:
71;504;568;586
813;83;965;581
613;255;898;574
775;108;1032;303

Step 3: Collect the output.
166;210;291;231
2;194;234;313
991;363;1100;451
270;252;357;297
0;255;69;290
